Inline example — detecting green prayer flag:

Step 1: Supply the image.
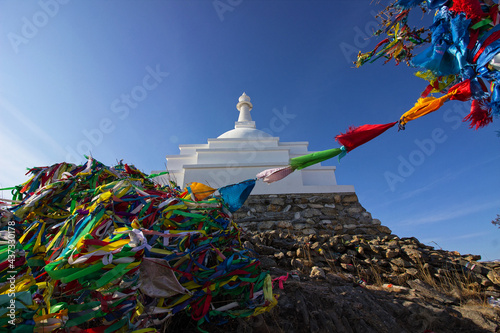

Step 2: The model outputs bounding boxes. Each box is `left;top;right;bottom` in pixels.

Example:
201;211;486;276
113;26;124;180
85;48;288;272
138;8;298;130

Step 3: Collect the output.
290;148;342;170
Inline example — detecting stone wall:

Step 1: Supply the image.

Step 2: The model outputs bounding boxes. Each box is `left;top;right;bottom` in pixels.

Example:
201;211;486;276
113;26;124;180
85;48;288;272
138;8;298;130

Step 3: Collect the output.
233;192;391;236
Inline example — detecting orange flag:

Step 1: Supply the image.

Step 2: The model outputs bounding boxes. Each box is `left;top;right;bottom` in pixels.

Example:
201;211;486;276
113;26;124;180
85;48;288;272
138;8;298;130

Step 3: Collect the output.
186;182;216;201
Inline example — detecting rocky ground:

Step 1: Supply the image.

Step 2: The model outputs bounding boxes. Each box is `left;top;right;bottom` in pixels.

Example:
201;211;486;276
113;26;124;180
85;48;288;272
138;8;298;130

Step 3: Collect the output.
168;192;500;332
236;230;500;333
168;229;500;332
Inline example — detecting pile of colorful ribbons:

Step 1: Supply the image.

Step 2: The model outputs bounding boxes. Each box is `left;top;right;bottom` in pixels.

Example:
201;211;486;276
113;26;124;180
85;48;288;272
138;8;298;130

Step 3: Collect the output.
0;157;275;332
258;0;499;184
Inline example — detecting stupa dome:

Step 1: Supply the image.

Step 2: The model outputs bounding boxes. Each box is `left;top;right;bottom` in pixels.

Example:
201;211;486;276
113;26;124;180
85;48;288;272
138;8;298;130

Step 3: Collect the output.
218;127;271;139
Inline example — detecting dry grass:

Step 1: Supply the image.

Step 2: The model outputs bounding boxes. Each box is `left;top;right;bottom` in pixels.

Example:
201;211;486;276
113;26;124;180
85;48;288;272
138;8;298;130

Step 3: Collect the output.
407;257;486;305
318;248;488;305
301;242;312;263
367;262;385;286
304;237;492;308
321;249;339;268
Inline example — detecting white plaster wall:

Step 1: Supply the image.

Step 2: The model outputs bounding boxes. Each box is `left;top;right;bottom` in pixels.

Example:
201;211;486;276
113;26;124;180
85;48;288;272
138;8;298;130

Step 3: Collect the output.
279;142;309;154
165;155;197;170
157;133;353;194
152;170;184;188
301;169;337;186
195;149;290;164
207;138;279;149
179;144;207;155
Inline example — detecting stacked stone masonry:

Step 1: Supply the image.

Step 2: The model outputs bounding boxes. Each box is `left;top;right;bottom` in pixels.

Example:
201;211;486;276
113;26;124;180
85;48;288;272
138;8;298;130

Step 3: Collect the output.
233;193;392;236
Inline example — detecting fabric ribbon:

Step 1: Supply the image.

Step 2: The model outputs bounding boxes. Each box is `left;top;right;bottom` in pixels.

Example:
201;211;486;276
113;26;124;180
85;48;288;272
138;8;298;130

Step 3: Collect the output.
1;158;276;332
336;121;398;151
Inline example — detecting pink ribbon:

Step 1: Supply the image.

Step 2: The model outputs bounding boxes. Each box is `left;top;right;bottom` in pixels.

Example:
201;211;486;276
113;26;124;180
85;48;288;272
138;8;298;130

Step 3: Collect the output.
256;166;293;183
272;273;289;289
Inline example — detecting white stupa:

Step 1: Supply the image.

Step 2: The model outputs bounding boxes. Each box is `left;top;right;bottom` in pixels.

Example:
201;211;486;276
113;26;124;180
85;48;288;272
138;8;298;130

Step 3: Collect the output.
154;93;355;195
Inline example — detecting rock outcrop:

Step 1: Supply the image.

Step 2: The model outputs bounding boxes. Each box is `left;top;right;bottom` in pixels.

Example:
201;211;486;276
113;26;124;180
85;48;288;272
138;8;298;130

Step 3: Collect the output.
229;193;500;333
236;230;500;333
164;193;499;332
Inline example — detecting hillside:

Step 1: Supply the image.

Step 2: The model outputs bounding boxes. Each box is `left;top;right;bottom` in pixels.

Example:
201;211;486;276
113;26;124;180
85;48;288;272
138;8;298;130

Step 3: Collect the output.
238;230;500;333
1;160;498;332
167;192;500;332
225;193;500;333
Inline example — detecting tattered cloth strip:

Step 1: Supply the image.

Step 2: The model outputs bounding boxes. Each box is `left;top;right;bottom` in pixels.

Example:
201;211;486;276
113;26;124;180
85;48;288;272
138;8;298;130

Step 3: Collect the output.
399;96;450;127
289;148;344;170
257;148;344;185
447;79;473;101
399;79;473;128
449;0;487;21
348;0;500;162
356;1;498;132
254;80;473;185
258;117;425;183
186;182;216;201
355;9;428;68
254;2;499;186
256;166;293;184
464;99;494;129
335;122;398;152
217;179;256;212
0;158;276;332
257;148;346;184
139;258;187;298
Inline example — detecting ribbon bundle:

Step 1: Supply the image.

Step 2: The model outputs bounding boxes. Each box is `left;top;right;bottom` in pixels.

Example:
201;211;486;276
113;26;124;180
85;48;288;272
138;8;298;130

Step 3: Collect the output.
257;0;498;184
0;157;275;332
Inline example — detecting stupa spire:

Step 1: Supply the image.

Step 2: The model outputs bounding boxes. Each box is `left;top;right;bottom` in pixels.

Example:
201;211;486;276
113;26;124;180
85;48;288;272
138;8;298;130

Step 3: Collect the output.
235;92;255;129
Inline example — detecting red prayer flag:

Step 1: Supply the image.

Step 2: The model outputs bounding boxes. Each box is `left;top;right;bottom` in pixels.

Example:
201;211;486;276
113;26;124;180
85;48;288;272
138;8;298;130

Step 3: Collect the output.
335;121;398;152
448;79;472;101
463;99;493;129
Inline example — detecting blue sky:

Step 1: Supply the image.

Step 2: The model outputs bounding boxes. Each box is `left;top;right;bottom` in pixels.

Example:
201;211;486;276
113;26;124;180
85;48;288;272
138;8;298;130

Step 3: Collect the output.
1;0;499;260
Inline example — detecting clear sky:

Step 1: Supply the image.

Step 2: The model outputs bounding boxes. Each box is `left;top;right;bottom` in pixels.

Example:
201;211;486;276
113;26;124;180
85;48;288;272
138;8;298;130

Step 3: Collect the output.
1;0;499;260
